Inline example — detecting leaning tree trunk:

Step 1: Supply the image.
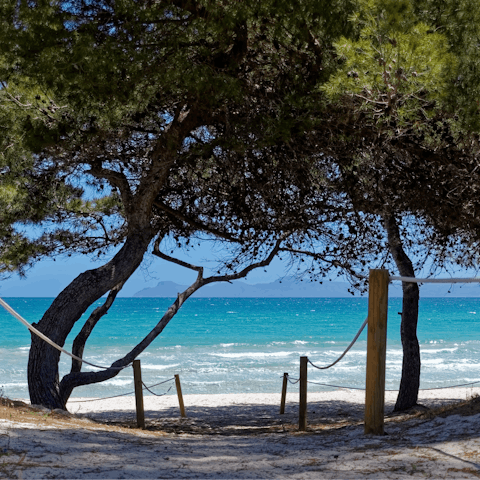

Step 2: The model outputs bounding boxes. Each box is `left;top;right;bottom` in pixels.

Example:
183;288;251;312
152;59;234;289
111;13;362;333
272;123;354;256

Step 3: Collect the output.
384;215;420;411
27;229;154;409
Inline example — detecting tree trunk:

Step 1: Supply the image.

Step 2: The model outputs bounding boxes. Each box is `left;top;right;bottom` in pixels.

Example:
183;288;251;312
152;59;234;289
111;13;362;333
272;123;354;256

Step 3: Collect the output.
27;229;154;409
384;215;420;412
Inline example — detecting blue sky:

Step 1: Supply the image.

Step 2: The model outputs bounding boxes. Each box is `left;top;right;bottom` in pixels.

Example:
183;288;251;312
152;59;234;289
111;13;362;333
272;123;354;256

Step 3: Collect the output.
2;246;480;298
0;241;290;297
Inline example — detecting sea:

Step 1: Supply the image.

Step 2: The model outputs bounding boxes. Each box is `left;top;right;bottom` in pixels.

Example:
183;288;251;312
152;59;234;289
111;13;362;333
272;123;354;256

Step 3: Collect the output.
1;297;480;400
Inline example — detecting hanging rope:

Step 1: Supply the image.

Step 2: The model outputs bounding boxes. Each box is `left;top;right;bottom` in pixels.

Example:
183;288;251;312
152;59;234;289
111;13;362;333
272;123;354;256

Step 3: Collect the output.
304;378;480;392
0;297;128;371
142;380;174;397
68;377;176;403
308;316;368;370
390;276;480;284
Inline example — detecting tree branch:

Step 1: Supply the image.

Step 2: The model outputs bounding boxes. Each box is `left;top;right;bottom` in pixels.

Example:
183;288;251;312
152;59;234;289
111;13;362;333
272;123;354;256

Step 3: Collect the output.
153;200;238;241
57;238;285;396
70;281;125;374
89;164;133;208
278;246;366;281
152;238;203;272
203;238;284;285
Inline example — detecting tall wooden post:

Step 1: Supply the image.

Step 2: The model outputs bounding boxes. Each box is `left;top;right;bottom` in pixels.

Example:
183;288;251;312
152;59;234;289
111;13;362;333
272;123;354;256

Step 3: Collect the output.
365;269;389;435
280;372;288;414
133;359;145;429
175;374;186;417
299;357;308;431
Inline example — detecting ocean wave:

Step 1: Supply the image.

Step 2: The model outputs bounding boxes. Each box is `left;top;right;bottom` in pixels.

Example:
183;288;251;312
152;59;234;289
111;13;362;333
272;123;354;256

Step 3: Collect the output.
320;349;367;357
423;363;480;371
1;382;28;388
209;351;295;359
188;381;221;386
422;347;458;354
141;363;180;370
102;378;131;387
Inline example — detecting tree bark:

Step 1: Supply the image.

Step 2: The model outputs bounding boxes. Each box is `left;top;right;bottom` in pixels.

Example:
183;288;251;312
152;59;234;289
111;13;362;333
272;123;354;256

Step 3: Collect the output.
27;229;154;409
384;215;420;411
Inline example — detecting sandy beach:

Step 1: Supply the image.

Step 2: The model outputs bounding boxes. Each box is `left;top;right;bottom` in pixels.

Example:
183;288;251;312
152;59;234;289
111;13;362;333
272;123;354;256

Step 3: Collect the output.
1;388;480;478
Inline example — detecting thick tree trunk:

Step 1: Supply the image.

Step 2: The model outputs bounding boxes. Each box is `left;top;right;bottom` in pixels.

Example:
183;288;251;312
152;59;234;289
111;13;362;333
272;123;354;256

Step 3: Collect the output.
384;215;420;412
27;229;154;409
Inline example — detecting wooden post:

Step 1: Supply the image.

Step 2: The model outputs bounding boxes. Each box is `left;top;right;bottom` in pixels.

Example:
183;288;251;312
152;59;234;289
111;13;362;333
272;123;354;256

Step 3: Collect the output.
175;374;186;417
299;356;308;431
365;269;389;435
280;372;288;414
133;359;145;429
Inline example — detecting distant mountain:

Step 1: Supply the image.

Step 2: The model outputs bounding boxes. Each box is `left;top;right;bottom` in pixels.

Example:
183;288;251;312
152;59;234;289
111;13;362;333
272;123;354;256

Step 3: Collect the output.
134;277;480;298
134;278;387;298
2;273;478;298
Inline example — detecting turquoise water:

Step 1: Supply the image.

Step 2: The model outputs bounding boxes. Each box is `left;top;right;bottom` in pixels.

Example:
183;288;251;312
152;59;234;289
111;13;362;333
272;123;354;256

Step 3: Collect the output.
1;297;480;399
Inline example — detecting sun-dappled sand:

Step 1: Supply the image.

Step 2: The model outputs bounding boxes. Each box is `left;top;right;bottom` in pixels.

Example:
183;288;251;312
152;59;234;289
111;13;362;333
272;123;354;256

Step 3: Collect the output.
2;389;480;478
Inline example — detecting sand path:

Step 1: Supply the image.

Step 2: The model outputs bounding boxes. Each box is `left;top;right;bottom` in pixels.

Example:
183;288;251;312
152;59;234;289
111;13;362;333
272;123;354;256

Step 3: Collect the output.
1;389;480;478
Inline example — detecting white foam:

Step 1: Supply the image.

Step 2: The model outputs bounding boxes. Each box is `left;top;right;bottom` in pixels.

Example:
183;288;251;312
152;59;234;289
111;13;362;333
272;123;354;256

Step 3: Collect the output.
422;347;458;354
1;382;28;388
209;351;295;359
141;363;180;370
103;378;131;387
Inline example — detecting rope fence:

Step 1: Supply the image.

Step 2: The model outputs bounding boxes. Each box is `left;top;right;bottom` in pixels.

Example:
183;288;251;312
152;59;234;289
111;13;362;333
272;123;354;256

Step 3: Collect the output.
141;380;174;397
288;270;480;433
308;316;368;371
302;377;480;392
69;361;185;430
280;354;480;431
68;377;176;403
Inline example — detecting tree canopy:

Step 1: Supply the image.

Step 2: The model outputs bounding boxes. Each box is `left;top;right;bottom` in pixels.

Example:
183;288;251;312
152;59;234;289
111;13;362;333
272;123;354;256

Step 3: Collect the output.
2;0;480;411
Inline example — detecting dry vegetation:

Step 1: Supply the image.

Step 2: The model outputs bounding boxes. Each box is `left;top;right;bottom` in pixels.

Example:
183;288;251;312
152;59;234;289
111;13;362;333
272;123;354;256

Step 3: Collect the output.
0;397;166;437
415;395;480;419
2;394;480;437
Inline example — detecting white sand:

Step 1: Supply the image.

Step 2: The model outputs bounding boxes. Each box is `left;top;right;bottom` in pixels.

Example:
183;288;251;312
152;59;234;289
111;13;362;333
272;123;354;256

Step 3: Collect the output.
2;388;480;478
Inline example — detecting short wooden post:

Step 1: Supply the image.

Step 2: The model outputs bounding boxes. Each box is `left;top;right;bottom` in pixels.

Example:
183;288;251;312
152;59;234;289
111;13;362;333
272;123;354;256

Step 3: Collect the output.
365;269;389;435
133;359;145;429
280;373;288;414
175;374;186;417
299;356;308;431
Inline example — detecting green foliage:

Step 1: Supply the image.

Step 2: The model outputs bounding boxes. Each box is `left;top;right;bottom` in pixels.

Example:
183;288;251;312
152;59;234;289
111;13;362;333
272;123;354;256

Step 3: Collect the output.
413;0;480;131
0;0;359;277
321;0;458;128
2;0;480;281
0;77;124;276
